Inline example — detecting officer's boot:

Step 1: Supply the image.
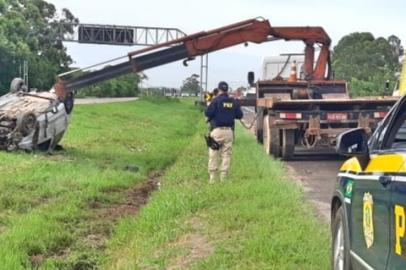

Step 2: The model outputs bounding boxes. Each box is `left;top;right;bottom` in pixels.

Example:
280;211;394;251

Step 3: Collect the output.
220;172;227;182
209;172;216;184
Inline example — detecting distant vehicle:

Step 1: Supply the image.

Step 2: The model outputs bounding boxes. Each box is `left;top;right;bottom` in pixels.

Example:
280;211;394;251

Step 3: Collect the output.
181;92;190;97
0;78;72;152
331;94;406;269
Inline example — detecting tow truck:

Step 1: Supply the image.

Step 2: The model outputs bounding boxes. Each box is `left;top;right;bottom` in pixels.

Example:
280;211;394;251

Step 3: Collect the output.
1;17;398;153
55;17;397;159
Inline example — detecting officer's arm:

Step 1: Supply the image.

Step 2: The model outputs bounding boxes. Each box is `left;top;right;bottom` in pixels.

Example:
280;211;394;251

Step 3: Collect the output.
234;103;243;120
205;99;217;118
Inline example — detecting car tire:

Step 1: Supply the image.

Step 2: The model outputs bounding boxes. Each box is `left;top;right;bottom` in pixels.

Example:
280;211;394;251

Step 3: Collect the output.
10;77;25;93
332;205;352;270
64;92;74;114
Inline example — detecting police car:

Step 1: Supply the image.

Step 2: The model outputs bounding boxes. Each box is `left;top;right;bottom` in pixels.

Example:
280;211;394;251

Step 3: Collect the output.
331;95;406;269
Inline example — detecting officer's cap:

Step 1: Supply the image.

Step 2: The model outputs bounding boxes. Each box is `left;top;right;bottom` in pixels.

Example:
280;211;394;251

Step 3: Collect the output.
218;81;229;92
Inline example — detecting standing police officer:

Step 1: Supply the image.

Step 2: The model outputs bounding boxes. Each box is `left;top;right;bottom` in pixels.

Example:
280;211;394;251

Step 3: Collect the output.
205;81;243;183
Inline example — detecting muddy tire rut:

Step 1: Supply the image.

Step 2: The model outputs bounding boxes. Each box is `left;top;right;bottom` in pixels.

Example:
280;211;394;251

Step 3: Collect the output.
29;172;161;269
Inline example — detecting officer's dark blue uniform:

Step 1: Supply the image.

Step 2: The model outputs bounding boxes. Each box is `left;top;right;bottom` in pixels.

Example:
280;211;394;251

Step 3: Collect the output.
205;93;243;129
204;81;243;183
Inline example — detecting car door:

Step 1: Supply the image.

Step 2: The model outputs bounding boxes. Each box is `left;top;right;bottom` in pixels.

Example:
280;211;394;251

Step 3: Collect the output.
346;101;404;269
380;102;406;269
348;155;392;269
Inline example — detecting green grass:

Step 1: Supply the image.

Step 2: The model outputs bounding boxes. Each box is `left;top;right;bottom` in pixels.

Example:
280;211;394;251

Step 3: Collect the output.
0;97;329;270
104;122;330;269
0;97;200;269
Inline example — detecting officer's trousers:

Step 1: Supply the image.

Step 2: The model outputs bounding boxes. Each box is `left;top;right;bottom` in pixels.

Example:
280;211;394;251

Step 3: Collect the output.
208;127;233;176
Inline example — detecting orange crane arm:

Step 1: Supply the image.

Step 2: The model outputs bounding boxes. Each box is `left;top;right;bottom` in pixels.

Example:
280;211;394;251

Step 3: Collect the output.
269;27;331;80
55;18;332;99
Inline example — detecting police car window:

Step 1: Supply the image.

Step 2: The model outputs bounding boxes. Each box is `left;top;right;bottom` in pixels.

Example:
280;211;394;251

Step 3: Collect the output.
369;105;395;151
392;121;406;149
385;108;406;150
369;120;385;150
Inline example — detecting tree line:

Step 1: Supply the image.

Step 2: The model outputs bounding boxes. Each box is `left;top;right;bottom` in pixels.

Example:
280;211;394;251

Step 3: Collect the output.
333;33;403;96
0;0;139;97
0;0;77;94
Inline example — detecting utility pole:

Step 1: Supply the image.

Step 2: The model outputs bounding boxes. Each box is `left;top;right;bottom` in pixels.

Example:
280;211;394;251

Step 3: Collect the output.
19;60;29;88
200;54;208;101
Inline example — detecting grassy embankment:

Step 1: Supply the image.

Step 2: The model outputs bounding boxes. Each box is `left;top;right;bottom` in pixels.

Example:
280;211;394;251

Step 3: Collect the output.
0;98;329;269
0;98;199;269
104;101;330;269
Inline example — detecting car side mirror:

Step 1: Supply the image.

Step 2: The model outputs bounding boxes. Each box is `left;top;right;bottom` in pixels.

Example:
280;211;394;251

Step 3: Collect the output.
248;71;255;86
337;128;369;156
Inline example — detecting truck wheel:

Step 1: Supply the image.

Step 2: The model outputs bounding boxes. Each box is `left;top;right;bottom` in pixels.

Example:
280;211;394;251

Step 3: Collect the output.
256;108;264;144
270;128;281;157
281;129;295;160
263;115;280;157
332;206;352;270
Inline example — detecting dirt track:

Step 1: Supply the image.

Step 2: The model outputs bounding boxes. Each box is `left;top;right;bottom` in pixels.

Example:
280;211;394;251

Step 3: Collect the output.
242;107;343;223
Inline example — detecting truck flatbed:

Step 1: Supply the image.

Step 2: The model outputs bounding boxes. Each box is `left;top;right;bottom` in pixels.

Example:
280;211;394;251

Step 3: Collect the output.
257;96;399;108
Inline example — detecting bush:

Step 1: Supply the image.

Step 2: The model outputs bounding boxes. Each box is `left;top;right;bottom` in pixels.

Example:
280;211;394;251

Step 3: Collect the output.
75;74;140;98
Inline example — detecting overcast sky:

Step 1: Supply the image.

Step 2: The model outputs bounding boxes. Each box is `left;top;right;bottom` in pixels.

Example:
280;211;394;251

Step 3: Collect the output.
48;0;406;89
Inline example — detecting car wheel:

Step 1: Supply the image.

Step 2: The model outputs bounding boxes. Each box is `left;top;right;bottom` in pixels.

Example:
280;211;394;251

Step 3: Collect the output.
9;77;25;93
64;92;74;114
332;205;352;270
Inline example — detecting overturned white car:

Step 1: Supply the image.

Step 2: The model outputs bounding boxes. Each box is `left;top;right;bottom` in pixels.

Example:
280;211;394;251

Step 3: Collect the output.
0;78;72;152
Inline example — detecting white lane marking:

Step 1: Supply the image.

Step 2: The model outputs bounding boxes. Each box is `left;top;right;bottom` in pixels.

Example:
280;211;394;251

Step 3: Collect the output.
350;251;375;270
75;97;138;104
243;107;256;114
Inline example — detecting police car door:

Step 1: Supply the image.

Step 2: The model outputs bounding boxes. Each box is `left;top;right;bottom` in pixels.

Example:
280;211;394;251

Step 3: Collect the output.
382;99;406;269
348;102;402;269
348;159;392;269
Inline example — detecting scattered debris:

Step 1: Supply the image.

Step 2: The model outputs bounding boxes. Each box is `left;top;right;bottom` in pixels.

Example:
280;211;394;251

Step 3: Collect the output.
124;164;139;173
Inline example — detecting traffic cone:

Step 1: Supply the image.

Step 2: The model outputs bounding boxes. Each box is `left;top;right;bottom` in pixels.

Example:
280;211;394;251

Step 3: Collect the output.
288;60;297;82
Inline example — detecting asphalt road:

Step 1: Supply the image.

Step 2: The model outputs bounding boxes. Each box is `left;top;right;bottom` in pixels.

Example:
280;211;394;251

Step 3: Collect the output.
75;97;138;104
242;107;343;223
